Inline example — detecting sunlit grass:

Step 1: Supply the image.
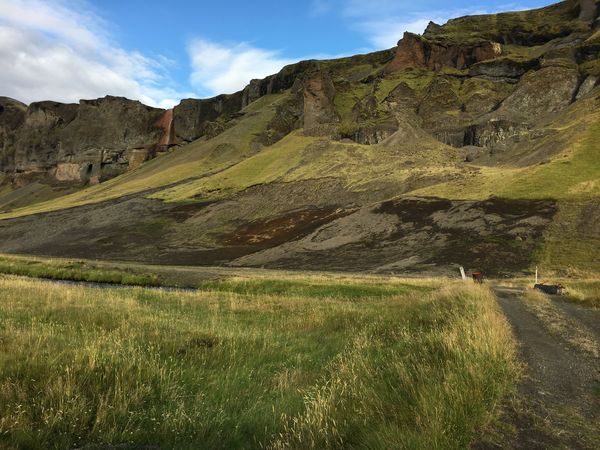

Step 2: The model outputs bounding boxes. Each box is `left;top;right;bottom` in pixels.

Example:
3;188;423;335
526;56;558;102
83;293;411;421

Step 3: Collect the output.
0;276;517;449
564;280;600;308
152;132;319;203
412;114;600;201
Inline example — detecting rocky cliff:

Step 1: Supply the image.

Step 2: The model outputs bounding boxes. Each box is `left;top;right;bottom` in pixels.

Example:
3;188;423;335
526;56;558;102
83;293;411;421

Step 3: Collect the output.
0;96;176;186
0;50;392;187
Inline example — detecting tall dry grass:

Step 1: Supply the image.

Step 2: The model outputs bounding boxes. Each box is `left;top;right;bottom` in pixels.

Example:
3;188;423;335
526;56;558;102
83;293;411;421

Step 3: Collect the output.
0;276;517;449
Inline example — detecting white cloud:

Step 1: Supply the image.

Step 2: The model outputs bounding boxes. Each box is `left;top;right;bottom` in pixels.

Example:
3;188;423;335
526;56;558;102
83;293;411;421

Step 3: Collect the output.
0;0;191;108
188;39;295;97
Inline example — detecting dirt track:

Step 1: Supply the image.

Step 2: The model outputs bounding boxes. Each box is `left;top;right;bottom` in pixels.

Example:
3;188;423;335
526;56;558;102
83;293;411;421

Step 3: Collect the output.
489;286;600;449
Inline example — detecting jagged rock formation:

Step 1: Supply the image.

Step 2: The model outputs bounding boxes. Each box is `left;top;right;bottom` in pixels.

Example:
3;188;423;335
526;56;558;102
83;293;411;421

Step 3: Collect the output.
384;32;502;73
173;93;243;143
300;70;340;135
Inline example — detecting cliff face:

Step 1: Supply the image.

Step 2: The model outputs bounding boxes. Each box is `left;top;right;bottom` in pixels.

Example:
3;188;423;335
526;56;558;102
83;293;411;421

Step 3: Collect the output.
0;96;173;186
340;0;600;147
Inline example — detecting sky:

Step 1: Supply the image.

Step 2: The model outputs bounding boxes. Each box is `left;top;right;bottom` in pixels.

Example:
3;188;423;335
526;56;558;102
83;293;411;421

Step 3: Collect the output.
0;0;556;108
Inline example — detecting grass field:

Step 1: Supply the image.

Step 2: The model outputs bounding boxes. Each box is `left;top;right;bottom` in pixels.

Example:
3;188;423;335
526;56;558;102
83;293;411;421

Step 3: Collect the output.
0;276;518;449
0;254;161;287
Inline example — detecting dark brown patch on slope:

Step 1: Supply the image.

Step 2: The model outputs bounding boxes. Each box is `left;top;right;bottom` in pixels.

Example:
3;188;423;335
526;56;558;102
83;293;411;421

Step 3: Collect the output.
224;208;352;247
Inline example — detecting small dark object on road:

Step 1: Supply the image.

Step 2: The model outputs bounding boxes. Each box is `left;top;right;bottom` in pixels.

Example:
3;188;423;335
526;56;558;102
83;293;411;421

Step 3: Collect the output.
534;283;566;295
472;271;484;284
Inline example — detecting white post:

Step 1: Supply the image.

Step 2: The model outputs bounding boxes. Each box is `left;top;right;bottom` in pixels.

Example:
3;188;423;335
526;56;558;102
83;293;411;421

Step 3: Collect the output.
459;266;466;281
535;266;538;284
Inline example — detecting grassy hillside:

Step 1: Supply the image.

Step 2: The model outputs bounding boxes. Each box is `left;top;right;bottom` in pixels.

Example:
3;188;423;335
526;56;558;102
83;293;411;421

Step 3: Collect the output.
151;128;461;203
412;112;600;201
0;276;517;449
410;106;600;273
0;94;287;218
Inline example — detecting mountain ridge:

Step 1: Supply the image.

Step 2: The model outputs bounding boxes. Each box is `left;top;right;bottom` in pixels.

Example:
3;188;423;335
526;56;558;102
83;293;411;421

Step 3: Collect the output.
0;0;598;275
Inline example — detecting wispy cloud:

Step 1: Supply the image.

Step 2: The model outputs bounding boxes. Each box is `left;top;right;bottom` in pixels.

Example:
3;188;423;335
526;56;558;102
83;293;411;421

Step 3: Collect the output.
187;39;295;97
310;0;334;17
0;0;191;107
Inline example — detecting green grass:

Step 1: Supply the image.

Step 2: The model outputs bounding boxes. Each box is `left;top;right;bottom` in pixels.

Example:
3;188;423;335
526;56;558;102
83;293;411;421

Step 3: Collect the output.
585;29;600;45
381;68;436;94
334;83;372;122
0;182;79;213
413;113;600;201
199;278;432;299
0;255;160;287
0;276;518;449
580;58;600;77
152;132;319;202
497;120;600;200
535;200;600;273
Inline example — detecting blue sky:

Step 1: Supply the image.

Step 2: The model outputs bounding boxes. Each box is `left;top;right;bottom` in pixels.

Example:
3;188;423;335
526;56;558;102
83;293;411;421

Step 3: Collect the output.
0;0;555;107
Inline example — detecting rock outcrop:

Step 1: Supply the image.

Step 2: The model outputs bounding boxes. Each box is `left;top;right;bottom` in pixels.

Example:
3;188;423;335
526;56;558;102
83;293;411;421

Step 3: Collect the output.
173;92;243;143
468;58;540;78
1;0;596;191
497;66;580;119
578;0;599;22
385;32;502;73
301;70;339;134
433;119;530;148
